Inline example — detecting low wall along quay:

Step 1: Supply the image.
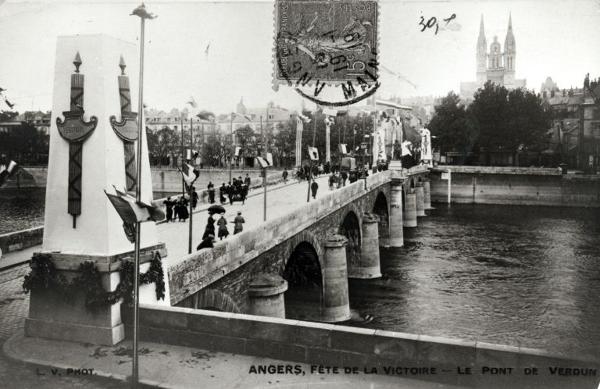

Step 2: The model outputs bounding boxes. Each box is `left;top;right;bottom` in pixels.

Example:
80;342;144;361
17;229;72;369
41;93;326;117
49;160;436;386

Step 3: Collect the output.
430;166;600;207
125;304;600;388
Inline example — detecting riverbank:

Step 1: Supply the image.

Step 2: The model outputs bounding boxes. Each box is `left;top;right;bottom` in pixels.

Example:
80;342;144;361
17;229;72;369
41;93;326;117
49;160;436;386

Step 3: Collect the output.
430;165;600;207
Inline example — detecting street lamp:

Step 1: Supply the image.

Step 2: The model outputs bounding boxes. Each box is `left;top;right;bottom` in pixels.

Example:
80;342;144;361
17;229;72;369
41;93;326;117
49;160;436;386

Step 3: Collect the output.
130;3;155;388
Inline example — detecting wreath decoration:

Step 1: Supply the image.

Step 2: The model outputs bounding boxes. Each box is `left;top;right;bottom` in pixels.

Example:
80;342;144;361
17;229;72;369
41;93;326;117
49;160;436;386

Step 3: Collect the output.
23;252;165;312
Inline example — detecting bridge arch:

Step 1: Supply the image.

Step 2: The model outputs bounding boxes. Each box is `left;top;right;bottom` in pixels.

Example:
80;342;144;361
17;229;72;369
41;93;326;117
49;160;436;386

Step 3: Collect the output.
283;240;323;321
372;191;389;243
338;209;362;273
179;288;241;313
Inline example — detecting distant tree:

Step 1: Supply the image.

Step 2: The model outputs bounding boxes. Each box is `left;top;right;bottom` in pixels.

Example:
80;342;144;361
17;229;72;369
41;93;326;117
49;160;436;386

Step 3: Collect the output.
273;119;295;167
467;81;551;163
235;125;257;161
428;91;477;163
155;126;180;167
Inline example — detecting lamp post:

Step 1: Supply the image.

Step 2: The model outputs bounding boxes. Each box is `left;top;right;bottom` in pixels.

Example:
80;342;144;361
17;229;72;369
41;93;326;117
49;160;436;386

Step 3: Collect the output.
229;114;234;183
130;3;155;388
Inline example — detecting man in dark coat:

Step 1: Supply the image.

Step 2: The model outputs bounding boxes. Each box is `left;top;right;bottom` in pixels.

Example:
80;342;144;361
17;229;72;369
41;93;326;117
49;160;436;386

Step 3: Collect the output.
227;181;233;204
244;173;251;187
219;183;227;204
233;211;245;234
310;180;319;199
217;214;229;240
163;197;174;222
208;181;215;204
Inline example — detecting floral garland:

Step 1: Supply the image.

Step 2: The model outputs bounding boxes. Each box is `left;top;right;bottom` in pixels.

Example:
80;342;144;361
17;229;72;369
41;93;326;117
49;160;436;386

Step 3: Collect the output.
23;252;165;312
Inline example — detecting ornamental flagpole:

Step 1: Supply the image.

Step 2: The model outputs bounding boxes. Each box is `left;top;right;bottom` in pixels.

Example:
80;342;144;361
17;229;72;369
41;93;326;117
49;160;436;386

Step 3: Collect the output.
131;3;155;388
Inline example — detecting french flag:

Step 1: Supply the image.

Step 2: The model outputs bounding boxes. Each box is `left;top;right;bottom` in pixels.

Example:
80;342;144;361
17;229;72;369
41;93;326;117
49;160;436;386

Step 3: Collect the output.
0;160;18;187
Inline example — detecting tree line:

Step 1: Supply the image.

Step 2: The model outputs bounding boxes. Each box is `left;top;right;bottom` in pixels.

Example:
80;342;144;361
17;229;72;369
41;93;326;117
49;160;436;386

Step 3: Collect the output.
429;81;552;165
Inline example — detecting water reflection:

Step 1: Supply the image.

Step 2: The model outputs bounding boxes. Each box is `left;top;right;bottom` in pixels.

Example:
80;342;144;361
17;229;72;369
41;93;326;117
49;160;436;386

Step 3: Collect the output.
349;204;600;357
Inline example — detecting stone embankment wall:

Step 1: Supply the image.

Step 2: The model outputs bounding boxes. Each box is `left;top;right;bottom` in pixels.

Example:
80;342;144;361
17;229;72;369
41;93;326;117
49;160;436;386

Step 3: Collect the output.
430;166;600;207
127;304;599;388
0;226;43;257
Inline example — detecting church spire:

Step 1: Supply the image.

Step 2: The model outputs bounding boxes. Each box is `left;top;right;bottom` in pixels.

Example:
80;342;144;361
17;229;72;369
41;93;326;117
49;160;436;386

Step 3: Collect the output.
476;14;487;79
504;12;515;53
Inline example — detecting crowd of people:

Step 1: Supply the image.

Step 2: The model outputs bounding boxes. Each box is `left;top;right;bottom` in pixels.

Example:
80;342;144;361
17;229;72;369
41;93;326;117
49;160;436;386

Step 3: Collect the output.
206;173;251;205
197;211;246;250
162;187;198;223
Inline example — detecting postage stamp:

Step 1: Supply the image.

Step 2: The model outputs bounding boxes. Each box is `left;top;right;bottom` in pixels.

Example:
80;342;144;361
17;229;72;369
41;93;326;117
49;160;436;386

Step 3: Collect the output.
274;0;379;106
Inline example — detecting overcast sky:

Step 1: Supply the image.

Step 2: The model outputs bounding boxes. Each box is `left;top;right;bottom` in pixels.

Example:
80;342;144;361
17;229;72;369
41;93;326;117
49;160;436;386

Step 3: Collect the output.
0;0;599;114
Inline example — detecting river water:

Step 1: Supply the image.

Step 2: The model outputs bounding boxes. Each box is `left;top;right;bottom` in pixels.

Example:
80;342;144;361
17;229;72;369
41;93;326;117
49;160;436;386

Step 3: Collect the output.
349;204;600;357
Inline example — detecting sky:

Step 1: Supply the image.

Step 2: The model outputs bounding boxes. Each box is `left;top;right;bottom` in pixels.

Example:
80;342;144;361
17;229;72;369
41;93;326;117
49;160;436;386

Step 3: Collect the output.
0;0;599;114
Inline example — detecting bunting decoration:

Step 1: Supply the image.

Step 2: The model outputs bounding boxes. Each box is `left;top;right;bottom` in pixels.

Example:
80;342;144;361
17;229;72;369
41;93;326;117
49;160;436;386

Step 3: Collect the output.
56;52;98;228
110;55;139;193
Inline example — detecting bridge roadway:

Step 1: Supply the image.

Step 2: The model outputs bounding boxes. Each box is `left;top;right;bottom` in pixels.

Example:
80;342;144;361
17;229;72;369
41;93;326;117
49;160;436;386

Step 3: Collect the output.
159;175;332;261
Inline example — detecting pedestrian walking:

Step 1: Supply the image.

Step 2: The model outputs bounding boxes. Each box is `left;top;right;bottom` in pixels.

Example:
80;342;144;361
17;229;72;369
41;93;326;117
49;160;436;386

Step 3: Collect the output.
196;234;215;250
219;183;227;204
191;186;198;209
244;173;251;187
328;174;335;191
163;196;174;222
311;180;319;199
282;169;288;183
217;214;229;240
341;171;348;187
233;211;245;234
208;181;215;204
177;197;189;222
227;182;233;204
202;216;215;240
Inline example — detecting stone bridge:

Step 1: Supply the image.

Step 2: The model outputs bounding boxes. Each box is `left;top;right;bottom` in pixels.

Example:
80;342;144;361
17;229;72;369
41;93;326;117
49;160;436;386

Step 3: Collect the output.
167;166;432;323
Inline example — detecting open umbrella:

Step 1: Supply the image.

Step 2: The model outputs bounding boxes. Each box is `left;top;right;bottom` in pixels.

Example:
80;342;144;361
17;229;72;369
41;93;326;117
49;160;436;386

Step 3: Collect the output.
208;204;226;215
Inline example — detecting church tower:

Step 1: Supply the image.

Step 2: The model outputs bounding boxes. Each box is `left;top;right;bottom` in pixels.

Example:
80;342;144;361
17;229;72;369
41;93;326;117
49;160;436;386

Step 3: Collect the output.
503;13;516;84
476;15;487;83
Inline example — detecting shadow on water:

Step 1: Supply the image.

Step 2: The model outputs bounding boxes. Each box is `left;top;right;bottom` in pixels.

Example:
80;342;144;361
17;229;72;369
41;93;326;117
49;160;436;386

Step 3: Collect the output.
347;203;600;357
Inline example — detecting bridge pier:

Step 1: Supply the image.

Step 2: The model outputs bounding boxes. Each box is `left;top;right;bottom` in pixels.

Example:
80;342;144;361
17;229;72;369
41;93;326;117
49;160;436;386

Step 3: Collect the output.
386;181;404;247
322;234;351;323
349;213;381;279
248;273;288;318
415;185;426;217
403;191;418;227
423;181;432;210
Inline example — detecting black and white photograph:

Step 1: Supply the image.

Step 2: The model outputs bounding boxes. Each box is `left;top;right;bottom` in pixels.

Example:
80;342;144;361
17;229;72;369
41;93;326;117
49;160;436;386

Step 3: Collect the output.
0;0;599;387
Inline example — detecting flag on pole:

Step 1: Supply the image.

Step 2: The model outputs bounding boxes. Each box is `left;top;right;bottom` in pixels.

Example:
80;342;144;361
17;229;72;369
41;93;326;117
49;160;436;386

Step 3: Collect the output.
256;153;273;169
401;141;412;156
104;188;165;225
338;144;347;155
298;113;311;123
186;149;199;160
187;96;198;108
308;146;319;161
234;146;241;157
179;163;199;186
0;160;18;187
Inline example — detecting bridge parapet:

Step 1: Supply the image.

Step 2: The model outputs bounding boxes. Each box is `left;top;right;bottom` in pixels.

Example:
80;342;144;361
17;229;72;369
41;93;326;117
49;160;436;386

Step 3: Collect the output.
168;172;392;305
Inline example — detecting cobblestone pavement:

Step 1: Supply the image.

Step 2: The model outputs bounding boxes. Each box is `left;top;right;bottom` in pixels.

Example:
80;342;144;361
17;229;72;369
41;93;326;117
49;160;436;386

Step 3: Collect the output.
0;264;133;388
